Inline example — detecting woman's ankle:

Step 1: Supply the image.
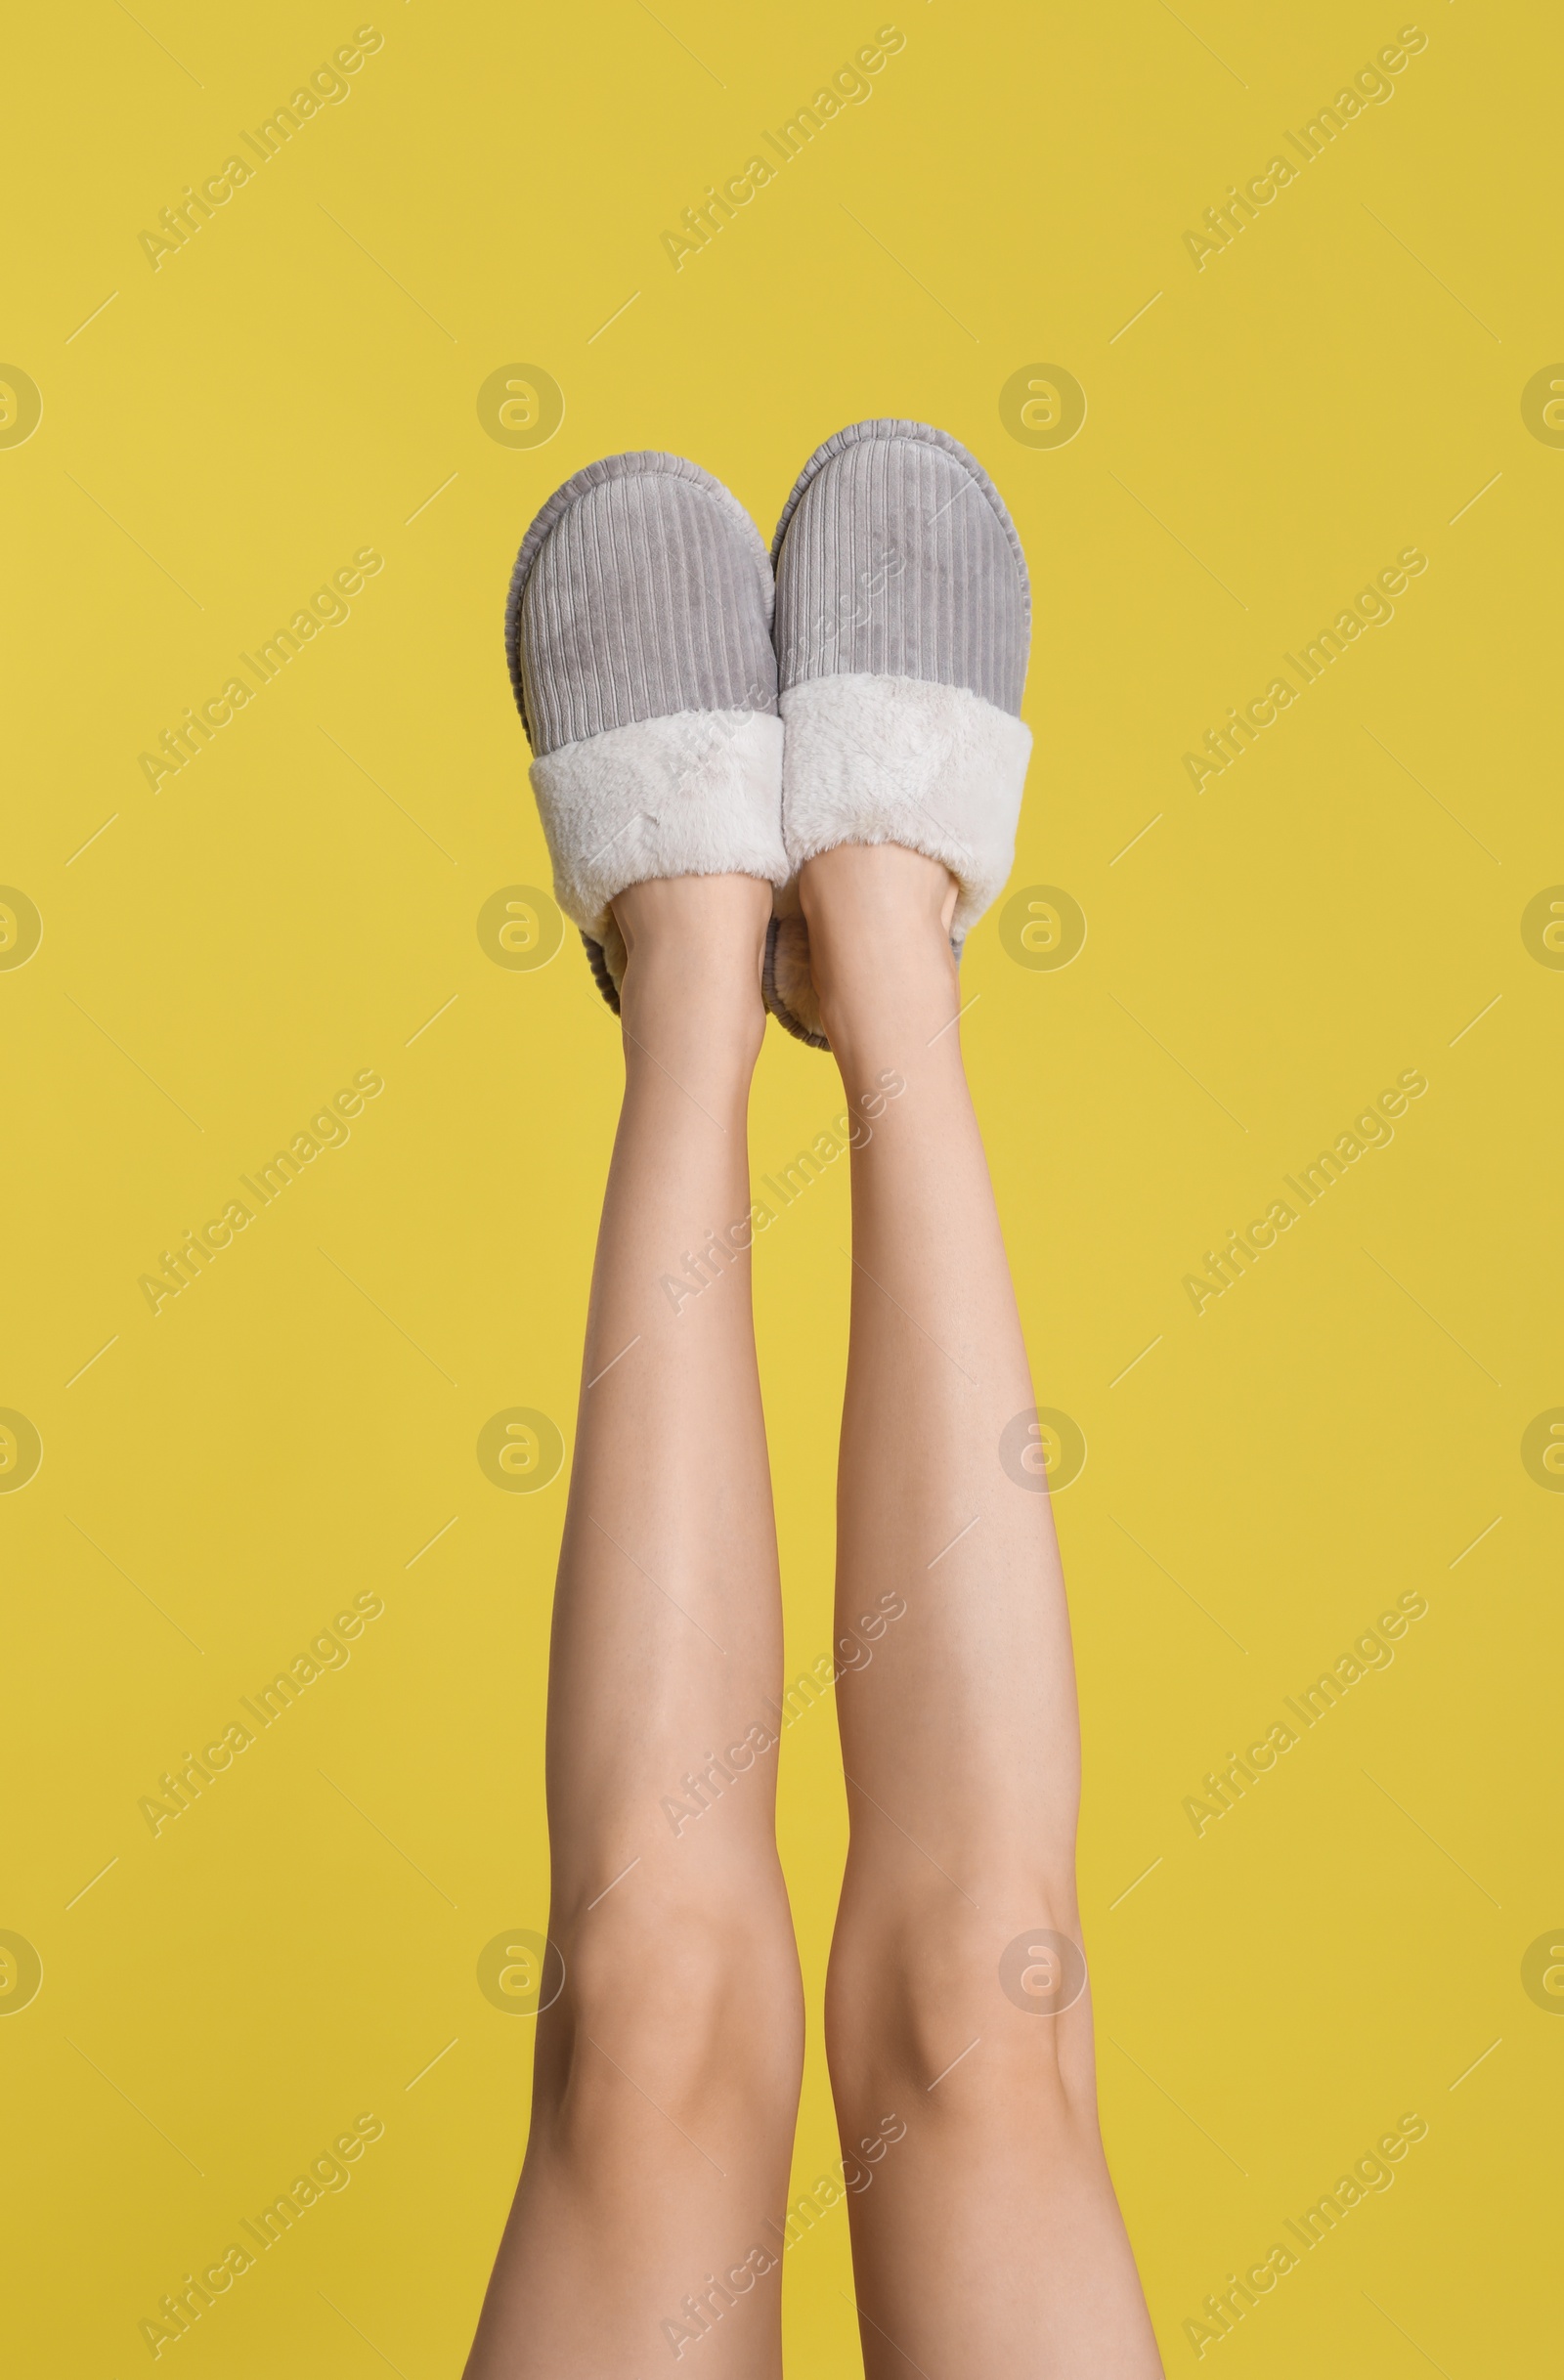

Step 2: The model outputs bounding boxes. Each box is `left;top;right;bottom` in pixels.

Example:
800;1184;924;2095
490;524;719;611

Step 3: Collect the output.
614;874;770;1081
798;844;960;1051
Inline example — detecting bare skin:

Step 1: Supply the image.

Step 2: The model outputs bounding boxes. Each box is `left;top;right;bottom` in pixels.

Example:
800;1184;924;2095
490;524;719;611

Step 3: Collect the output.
463;876;803;2380
800;841;1163;2377
464;851;1162;2377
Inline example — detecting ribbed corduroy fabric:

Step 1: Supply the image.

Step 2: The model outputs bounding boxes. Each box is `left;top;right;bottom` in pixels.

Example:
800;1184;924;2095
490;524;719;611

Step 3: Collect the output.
504;452;789;1017
771;418;1029;716
761;419;1034;1052
509;453;777;757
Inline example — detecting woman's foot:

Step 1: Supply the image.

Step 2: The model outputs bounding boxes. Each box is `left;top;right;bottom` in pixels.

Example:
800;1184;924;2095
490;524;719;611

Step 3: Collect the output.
505;452;788;1011
764;419;1034;1049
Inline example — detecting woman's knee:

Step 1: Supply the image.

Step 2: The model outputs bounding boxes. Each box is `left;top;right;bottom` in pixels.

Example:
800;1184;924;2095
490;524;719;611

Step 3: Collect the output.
548;1887;804;2117
825;1880;1090;2108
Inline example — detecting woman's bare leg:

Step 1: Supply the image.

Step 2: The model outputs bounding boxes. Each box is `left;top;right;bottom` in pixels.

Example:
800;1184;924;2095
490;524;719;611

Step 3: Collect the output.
802;843;1163;2376
464;875;804;2379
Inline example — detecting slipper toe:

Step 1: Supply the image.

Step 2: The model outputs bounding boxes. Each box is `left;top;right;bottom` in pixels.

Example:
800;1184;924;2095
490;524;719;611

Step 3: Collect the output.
507;454;787;1008
765;419;1033;1047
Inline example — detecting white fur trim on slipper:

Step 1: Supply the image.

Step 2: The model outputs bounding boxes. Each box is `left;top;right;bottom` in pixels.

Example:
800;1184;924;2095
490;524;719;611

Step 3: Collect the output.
778;674;1031;938
531;707;789;940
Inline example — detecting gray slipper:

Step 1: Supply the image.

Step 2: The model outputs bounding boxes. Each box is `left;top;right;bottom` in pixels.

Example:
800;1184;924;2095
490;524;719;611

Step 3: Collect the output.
505;453;789;1009
764;419;1033;1048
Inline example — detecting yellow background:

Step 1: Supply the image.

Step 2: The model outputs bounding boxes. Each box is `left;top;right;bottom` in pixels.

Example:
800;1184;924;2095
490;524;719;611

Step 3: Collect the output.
4;1;1560;2370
